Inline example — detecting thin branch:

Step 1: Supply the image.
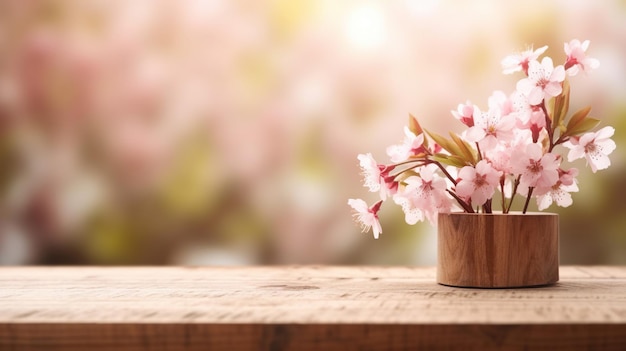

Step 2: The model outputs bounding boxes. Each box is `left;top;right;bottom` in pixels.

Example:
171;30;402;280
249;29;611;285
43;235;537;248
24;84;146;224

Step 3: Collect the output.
522;187;534;214
505;175;521;213
483;199;492;214
552;135;570;151
389;160;428;177
541;101;555;151
429;160;457;186
475;142;483;161
500;177;506;213
447;189;474;213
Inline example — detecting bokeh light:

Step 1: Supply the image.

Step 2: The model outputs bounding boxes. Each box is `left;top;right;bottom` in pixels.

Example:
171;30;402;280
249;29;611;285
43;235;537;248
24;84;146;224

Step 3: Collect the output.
0;0;625;265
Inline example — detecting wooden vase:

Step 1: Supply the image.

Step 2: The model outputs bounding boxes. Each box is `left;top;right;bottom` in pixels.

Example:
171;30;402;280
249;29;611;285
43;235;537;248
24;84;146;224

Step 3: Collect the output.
437;212;559;288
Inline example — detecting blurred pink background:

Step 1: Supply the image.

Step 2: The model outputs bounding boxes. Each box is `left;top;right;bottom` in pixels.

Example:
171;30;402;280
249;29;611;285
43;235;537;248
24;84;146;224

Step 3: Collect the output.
0;0;625;265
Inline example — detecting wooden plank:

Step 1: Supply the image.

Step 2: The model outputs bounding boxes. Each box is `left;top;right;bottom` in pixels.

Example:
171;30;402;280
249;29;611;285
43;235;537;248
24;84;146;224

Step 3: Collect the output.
2;323;626;351
0;266;625;350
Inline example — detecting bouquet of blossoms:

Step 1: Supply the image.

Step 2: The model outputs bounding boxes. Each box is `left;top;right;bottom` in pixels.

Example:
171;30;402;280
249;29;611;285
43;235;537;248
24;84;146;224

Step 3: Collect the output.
349;39;615;239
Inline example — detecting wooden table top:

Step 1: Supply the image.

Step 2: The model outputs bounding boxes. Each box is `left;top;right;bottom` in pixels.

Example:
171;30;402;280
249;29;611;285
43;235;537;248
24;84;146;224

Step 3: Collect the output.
1;266;625;350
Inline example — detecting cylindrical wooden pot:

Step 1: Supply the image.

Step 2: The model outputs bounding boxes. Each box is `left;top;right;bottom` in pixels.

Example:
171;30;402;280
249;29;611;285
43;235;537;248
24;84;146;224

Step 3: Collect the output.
437;212;559;288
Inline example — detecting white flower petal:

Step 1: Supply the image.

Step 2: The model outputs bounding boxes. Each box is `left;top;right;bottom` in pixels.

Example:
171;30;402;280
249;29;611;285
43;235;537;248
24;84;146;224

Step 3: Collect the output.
458;166;476;180
537;194;553;211
581;40;590;51
527;60;544;81
578;132;595;146
501;56;521;74
404;206;423;225
473;186;493;207
595;126;615;140
587;152;611;173
516;78;533;96
454;181;473;199
555;190;573;208
567;65;580;76
372;220;382;239
587;58;600;70
387;144;408;163
544;82;562;97
598;139;617;155
348;198;368;213
541;57;555;73
567;146;585;162
535;45;548;56
527;87;544;105
550;65;566;82
526;143;543;160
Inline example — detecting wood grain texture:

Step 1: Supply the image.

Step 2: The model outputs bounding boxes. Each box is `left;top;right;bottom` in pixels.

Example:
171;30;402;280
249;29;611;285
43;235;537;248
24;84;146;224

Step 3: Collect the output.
438;212;559;288
1;266;626;350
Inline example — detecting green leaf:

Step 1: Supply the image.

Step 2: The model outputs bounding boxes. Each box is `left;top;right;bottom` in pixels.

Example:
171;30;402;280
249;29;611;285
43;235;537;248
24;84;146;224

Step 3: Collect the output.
408;113;423;136
395;169;419;184
552;79;570;127
563;106;595;138
426;130;462;159
550;80;570;141
560;80;570;123
432;153;466;168
449;132;477;166
549;95;558;123
409;114;428;148
566;117;601;136
566;106;592;130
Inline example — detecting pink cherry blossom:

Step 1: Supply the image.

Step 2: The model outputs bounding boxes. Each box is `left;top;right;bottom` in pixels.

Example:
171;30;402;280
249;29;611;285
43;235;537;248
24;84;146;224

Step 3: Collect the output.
535;168;579;210
451;101;478;127
392;192;424;225
516;57;565;105
484;146;511;174
487;90;514;117
464;106;516;150
407;166;448;205
386;126;425;163
348;199;383;239
483;128;532;175
455;160;502;206
536;182;578;210
510;90;532;124
349;38;612;227
510;91;545;131
357;153;383;192
564;39;600;76
525;110;547;143
511;143;560;191
358;153;397;200
564;126;616;173
558;167;579;187
511;91;546;142
501;45;548;75
396;166;451;226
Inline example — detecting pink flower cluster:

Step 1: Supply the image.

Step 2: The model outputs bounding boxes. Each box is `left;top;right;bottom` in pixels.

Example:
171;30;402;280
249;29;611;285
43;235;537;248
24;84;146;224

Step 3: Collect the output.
349;40;615;238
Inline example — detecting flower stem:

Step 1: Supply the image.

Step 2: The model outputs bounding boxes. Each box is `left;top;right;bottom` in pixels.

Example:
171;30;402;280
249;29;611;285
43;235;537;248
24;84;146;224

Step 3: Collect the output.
522;187;534;214
552;135;570;151
389;160;428;177
428;160;457;185
475;142;483;161
392;159;427;168
505;175;521;213
541;102;555;151
483;199;492;214
500;178;506;213
447;189;474;213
